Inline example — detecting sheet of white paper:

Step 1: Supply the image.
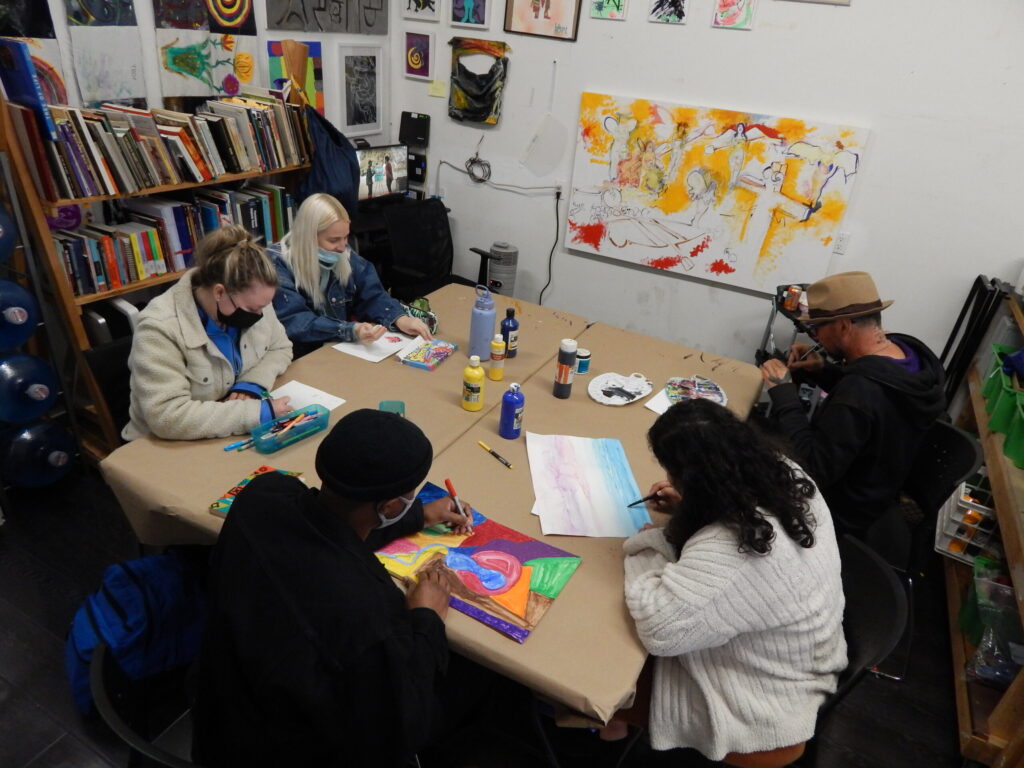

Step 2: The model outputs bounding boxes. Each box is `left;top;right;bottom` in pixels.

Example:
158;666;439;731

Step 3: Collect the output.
644;389;672;415
332;333;417;362
526;432;649;537
271;380;346;411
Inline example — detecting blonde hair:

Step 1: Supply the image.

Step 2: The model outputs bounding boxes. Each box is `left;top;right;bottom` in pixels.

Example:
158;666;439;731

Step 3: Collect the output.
278;193;352;310
191;225;277;293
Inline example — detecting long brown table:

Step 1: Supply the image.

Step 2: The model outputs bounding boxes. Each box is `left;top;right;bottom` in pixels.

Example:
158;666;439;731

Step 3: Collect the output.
100;284;763;721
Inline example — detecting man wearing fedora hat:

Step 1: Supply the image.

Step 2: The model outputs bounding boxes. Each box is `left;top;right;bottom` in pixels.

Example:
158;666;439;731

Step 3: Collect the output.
759;271;945;535
193;409;477;767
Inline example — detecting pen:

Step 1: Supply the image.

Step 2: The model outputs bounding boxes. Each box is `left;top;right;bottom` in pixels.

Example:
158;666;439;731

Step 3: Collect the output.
795;343;823;362
627;491;661;508
224;439;248;451
477;441;514;469
444;477;472;530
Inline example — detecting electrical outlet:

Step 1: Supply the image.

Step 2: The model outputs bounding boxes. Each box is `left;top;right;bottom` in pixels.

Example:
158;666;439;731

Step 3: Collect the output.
833;231;851;255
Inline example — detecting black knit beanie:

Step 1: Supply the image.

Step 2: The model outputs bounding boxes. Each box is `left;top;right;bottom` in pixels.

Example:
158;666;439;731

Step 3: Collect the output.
315;409;433;501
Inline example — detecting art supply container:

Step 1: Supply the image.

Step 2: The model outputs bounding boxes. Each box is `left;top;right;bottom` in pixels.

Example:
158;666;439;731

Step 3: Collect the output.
1005;397;1024;468
501;307;519;358
0;353;59;423
462;355;485;411
499;383;525;439
0;280;39;349
553;338;577;399
251;405;330;454
982;344;1017;402
575;348;591;375
468;285;496;360
986;377;1019;435
488;334;506;381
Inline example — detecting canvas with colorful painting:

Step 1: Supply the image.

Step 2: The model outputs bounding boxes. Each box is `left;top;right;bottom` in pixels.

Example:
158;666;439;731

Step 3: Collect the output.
375;482;582;643
404;31;433;80
711;0;757;29
566;91;867;291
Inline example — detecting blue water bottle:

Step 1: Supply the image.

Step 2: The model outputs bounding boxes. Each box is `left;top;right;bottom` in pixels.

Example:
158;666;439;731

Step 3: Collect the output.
500;307;519;359
499;382;525;439
468;285;496;360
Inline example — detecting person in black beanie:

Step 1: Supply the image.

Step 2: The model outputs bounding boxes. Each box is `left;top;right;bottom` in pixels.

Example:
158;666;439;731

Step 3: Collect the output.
192;409;473;767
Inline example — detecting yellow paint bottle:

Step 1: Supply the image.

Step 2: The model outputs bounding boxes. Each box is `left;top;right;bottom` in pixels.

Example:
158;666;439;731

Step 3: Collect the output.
462;354;485;411
488;334;506;381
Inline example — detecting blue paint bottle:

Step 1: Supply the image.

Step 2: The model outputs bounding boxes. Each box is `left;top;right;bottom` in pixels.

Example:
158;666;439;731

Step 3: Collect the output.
499;382;525;440
501;307;519;359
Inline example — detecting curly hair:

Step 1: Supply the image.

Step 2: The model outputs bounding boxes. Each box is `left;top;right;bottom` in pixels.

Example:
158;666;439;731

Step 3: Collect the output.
647;399;817;557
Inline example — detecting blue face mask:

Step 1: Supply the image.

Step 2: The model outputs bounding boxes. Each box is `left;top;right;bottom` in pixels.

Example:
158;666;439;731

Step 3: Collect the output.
377;495;416;529
318;248;341;269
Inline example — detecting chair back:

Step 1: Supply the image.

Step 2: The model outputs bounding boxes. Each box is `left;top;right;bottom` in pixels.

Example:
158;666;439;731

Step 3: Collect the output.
90;641;198;768
831;535;909;705
903;420;982;516
83;336;133;434
381;198;454;302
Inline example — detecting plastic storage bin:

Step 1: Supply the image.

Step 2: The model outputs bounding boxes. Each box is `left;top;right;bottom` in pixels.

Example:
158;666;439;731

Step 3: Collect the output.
251;404;330;454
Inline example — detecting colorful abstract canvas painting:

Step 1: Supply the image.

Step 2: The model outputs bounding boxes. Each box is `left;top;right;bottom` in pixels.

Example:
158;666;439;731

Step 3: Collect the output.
375;483;582;643
648;0;686;23
566;92;867;291
404;31;433;80
711;0;756;29
267;40;324;115
591;0;627;20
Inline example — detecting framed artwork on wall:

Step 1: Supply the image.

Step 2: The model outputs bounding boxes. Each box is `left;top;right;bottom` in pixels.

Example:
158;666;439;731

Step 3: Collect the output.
648;0;687;23
404;31;434;80
591;0;627;20
450;0;490;28
339;45;382;136
504;0;582;41
403;0;441;22
711;0;757;28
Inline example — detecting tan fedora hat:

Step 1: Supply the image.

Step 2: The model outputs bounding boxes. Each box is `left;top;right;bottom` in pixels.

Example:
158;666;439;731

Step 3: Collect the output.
798;271;893;323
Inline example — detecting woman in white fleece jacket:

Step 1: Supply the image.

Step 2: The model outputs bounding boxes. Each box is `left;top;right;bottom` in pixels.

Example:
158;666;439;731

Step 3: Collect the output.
620;399;847;765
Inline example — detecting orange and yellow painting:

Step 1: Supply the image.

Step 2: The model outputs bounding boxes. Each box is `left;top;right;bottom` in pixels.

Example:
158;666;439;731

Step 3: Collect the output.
566;91;868;290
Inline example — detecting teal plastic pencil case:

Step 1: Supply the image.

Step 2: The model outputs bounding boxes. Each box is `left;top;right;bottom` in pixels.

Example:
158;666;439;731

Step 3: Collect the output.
251;404;330;454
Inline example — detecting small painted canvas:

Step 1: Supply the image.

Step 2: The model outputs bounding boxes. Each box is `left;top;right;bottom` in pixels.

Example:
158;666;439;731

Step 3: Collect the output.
398;339;458;370
64;0;137;26
206;0;256;34
340;45;382;136
648;0;686;23
504;0;582;40
712;0;756;29
590;0;627;20
267;40;324;116
450;0;489;28
404;31;433;80
157;29;258;97
566;91;867;291
376;483;582;643
403;0;440;22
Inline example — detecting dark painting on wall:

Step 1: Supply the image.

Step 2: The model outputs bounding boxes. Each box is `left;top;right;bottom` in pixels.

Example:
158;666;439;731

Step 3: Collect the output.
266;0;388;35
0;1;56;38
154;0;208;29
64;0;138;26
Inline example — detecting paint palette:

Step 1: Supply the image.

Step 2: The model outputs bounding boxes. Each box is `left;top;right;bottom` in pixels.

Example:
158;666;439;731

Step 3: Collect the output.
588;372;653;406
664;375;728;406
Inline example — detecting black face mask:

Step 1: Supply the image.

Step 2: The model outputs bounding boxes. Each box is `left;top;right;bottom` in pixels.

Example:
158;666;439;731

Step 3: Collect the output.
217;294;263;330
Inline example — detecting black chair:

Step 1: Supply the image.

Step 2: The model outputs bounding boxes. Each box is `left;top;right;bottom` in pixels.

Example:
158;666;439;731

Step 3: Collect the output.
90;641;198;767
798;535;909;767
380;198;459;302
865;419;982;680
83;335;134;436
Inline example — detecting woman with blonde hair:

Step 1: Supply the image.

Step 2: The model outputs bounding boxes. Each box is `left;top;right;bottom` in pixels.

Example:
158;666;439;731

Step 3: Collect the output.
123;225;293;441
269;193;432;357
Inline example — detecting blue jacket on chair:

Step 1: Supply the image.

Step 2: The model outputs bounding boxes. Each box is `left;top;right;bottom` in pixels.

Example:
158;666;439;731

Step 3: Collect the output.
268;244;407;345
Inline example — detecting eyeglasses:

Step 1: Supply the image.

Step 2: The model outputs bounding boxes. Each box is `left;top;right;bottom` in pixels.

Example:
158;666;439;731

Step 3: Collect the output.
805;319;835;338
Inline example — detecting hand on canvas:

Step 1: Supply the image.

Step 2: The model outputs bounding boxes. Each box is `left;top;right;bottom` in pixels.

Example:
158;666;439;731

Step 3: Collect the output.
407;569;451;619
759;359;792;389
423;496;474;535
645;479;680;514
355;322;387;343
395;314;434;341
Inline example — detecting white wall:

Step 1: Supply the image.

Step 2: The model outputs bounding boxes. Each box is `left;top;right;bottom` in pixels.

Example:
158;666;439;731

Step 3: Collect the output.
390;0;1024;363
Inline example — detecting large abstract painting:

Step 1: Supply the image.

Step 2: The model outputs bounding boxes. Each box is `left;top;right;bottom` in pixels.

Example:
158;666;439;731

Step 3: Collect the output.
566;92;867;291
266;0;388;35
375;483;581;643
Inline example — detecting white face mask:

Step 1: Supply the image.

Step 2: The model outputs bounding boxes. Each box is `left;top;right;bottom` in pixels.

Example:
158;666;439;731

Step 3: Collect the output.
377;495;416;529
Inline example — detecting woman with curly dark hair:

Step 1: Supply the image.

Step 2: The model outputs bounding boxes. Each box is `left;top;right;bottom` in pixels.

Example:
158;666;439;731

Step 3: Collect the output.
613;399;846;766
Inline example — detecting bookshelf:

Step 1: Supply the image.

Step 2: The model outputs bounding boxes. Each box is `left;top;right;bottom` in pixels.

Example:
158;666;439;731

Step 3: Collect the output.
0;89;310;459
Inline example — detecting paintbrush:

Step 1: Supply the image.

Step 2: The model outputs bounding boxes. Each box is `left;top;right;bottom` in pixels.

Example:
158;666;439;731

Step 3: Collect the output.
794;343;823;363
627;491;662;508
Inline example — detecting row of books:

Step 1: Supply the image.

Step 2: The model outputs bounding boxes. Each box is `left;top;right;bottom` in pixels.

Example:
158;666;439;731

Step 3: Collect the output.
8;93;310;203
54;183;297;297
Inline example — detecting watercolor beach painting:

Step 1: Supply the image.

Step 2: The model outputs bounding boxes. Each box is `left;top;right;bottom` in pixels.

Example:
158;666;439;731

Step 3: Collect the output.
375;482;581;643
566;91;867;291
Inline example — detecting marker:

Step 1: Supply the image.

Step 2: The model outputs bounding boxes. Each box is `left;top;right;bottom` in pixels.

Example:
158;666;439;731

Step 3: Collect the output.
224;439;249;451
627;491;662;508
477;441;514;469
236;440;255;451
444;477;472;530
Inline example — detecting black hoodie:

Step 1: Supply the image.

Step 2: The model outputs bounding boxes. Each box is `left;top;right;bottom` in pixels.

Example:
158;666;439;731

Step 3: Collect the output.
768;333;946;534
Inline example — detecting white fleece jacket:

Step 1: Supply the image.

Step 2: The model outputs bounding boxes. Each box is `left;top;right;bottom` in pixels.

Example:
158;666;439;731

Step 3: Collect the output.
623;479;846;760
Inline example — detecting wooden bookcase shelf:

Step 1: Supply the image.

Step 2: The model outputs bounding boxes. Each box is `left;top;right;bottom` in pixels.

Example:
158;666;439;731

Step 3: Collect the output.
947;363;1024;765
1;91;309;459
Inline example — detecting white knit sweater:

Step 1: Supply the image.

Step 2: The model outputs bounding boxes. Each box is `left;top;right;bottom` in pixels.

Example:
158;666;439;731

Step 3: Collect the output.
623;481;846;760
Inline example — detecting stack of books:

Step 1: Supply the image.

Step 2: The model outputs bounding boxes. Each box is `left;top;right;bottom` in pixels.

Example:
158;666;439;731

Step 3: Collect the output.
52;183;298;296
1;39;310;202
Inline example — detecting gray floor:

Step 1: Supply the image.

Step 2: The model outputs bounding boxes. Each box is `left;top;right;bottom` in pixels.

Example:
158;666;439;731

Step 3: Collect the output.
0;464;966;768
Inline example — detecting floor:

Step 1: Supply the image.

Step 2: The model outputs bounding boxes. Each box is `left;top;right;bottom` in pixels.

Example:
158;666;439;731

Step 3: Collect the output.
0;464;971;768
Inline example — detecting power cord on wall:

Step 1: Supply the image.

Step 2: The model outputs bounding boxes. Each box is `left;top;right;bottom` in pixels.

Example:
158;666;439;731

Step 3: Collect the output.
538;189;560;306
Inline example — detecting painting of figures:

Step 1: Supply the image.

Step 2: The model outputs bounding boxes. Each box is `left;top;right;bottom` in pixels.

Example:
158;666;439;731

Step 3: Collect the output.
566;91;867;291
